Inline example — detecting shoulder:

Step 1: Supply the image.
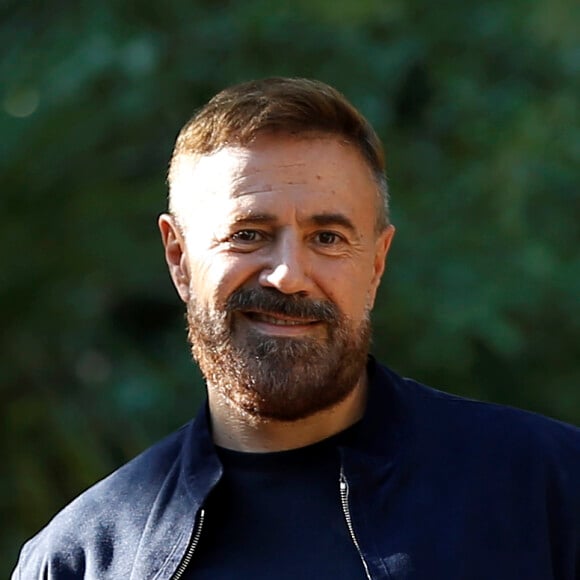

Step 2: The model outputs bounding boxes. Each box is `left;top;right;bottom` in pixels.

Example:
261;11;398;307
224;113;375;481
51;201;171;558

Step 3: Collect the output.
371;362;580;556
363;361;580;573
406;371;580;450
374;361;580;482
13;422;194;579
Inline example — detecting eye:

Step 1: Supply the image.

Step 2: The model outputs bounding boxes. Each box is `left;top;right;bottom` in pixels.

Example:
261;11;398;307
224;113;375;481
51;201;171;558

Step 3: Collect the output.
315;231;342;245
227;229;269;251
231;229;263;243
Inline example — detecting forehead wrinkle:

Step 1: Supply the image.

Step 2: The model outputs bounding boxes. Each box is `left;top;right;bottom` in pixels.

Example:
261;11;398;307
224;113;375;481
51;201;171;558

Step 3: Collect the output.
227;158;310;199
276;162;307;168
229;178;309;199
230;187;275;198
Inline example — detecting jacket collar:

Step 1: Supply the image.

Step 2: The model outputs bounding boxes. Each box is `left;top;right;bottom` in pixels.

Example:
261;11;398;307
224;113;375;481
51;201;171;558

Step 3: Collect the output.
182;400;223;504
338;357;411;482
131;403;222;580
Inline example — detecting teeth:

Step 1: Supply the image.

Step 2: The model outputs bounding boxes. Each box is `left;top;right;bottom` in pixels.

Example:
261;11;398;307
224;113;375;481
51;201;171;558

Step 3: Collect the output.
255;314;309;326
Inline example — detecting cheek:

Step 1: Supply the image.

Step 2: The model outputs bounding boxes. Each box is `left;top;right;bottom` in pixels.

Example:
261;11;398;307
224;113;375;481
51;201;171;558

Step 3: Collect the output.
318;263;376;319
188;253;259;306
186;256;219;303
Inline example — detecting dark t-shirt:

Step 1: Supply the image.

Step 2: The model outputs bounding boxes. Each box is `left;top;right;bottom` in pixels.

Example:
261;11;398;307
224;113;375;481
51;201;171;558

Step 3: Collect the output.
182;426;367;579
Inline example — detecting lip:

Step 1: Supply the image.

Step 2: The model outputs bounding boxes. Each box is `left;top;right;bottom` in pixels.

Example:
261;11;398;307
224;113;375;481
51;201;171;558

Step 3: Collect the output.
239;310;322;336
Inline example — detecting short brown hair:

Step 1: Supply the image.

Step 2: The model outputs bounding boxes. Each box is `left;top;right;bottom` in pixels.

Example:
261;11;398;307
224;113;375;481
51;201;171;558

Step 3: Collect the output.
168;77;389;229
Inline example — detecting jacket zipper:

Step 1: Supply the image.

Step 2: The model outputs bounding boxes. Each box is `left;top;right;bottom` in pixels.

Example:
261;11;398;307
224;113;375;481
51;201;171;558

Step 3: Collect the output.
340;470;372;580
170;508;205;580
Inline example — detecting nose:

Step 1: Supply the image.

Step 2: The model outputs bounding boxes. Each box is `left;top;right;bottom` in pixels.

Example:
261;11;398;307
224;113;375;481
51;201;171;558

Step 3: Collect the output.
259;233;313;295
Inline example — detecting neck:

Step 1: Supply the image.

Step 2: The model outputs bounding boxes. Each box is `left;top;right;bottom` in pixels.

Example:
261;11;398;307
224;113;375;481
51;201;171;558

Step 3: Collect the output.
208;377;368;453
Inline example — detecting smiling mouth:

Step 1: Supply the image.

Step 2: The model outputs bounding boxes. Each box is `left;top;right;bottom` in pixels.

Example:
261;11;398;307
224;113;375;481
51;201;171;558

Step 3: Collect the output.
242;311;320;326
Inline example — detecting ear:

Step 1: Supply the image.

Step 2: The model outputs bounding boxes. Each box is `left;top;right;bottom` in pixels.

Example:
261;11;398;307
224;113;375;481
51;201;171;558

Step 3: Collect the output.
158;214;191;303
368;224;395;306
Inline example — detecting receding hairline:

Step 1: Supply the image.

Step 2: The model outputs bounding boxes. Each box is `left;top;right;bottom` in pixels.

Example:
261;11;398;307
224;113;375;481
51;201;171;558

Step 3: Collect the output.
169;129;374;179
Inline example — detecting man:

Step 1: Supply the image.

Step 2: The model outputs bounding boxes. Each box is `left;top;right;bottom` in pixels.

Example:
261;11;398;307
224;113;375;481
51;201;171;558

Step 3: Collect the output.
12;78;580;579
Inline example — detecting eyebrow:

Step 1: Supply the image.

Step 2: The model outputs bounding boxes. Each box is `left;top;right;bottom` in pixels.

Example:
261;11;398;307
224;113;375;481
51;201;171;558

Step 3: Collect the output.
232;213;278;225
309;213;356;233
231;211;356;233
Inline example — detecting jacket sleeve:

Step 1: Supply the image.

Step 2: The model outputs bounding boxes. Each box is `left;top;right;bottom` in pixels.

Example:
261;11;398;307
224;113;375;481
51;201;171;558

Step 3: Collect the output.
11;535;87;580
10;562;20;580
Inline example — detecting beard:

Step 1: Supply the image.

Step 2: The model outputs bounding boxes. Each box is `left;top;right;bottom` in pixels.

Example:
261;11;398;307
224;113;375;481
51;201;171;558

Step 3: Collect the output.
186;287;372;422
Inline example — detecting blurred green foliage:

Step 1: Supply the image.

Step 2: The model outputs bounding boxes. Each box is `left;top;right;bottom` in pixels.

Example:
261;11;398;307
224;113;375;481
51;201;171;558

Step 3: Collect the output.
1;0;579;574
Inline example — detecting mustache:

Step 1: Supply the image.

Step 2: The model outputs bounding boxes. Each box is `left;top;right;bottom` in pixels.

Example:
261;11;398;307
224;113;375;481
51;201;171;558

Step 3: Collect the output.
226;287;339;323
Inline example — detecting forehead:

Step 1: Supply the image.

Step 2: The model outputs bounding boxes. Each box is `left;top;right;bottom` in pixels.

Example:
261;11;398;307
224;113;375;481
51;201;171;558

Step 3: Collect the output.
169;135;378;226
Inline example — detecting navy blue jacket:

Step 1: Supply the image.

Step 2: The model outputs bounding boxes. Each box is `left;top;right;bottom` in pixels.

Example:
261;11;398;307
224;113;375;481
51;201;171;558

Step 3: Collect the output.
12;360;580;579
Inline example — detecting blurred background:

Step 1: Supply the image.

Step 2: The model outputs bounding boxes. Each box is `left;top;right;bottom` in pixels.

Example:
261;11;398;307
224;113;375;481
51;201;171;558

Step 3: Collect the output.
2;0;579;573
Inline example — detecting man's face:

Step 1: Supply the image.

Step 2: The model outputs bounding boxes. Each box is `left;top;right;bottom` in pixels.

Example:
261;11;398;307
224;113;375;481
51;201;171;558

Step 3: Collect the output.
160;135;394;421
